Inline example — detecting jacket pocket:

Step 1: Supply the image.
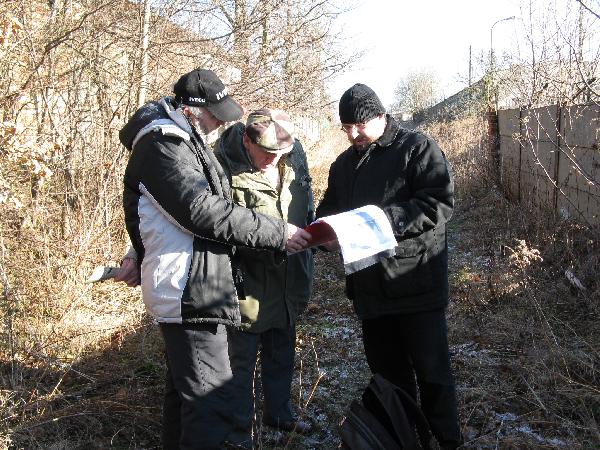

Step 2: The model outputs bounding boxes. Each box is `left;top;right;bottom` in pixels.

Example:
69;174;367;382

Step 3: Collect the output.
238;250;268;304
379;248;433;298
286;250;314;316
183;239;238;321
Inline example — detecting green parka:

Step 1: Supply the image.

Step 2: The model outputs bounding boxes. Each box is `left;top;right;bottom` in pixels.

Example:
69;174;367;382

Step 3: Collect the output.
215;123;314;332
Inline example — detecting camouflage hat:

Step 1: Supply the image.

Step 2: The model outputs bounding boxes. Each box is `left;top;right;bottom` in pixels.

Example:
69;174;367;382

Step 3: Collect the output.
245;109;295;154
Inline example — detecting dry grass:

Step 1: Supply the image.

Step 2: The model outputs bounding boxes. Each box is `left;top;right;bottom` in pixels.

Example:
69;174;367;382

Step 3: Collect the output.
1;117;599;449
425;118;600;448
304;126;349;201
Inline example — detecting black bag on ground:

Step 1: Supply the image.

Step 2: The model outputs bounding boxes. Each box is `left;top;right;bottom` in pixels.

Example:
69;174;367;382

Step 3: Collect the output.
339;373;433;450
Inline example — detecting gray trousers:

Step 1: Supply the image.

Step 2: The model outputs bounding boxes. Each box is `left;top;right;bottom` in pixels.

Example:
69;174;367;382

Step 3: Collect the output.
227;325;296;445
160;322;234;450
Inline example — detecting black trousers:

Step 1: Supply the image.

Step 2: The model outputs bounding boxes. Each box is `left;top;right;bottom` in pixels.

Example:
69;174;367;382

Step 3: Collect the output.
361;308;462;447
160;322;234;450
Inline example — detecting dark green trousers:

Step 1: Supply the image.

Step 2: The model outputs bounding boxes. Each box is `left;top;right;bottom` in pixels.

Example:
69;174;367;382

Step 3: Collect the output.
227;325;296;446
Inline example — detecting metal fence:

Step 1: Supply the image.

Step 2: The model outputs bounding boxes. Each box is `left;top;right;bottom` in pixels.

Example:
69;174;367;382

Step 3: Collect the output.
497;104;600;226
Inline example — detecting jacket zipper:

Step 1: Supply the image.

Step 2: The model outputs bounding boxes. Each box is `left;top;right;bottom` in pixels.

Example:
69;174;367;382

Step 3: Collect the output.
349;143;376;208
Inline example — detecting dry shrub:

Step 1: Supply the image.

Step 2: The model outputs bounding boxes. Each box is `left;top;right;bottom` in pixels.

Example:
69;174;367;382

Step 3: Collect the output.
419;116;493;200
0;4;151;444
451;194;599;447
424;116;600;447
0;116;149;448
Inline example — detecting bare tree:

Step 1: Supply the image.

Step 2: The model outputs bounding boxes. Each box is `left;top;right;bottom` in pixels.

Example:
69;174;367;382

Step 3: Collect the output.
390;69;441;120
174;0;348;114
497;0;600;108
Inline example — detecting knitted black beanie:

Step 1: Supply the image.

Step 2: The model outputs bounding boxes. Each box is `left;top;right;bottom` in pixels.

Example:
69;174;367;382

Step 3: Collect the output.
338;83;386;124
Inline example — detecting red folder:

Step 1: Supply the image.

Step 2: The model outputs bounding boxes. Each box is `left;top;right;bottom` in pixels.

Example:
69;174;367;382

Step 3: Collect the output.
303;221;336;248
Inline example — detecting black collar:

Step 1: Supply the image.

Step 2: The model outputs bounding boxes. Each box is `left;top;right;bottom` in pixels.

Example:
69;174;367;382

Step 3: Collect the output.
376;114;401;148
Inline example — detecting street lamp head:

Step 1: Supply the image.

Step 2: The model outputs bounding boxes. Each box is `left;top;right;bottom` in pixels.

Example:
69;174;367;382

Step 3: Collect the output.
492;15;517;32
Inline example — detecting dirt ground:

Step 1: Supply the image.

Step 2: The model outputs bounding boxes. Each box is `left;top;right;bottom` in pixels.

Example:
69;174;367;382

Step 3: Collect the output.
265;187;599;450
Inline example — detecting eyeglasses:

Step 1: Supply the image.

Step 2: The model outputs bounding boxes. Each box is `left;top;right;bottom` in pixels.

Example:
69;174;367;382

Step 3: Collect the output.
340;122;367;133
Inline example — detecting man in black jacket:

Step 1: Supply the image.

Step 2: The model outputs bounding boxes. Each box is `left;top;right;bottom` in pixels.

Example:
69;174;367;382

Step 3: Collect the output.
119;68;309;449
315;84;461;449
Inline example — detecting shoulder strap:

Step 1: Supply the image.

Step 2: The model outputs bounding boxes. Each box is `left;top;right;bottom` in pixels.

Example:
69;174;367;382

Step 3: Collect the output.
367;374;434;450
339;400;402;450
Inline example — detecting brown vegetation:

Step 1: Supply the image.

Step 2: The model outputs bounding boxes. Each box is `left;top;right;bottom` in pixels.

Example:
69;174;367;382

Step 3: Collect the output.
1;1;599;448
2;111;599;448
425;118;600;448
0;0;342;447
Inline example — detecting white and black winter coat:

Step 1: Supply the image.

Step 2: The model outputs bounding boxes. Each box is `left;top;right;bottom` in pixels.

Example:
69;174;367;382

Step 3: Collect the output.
120;97;287;325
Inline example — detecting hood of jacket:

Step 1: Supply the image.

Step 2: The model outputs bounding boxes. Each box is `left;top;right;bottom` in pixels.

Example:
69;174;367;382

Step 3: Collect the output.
119;97;193;151
216;122;257;176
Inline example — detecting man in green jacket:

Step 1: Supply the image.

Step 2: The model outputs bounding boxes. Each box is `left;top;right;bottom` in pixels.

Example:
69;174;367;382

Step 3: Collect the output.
215;109;314;447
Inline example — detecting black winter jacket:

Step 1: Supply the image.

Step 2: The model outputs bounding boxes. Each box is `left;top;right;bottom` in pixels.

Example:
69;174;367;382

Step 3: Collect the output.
120;97;287;325
316;115;454;318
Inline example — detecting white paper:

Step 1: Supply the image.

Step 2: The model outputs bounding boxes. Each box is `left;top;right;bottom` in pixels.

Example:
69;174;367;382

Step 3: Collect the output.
87;266;121;283
316;205;397;274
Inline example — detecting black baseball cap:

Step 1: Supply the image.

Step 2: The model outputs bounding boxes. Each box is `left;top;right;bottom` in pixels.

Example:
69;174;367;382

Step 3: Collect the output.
173;69;243;122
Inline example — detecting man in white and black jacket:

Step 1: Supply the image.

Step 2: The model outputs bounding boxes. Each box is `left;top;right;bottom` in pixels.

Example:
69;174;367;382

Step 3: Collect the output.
316;84;462;449
119;68;309;449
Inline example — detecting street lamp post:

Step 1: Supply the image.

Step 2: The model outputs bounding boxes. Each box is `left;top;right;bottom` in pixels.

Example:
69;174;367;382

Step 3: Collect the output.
489;16;516;77
489;16;516;110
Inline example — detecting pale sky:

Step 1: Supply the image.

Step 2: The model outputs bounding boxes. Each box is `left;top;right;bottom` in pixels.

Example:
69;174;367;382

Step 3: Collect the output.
329;0;523;108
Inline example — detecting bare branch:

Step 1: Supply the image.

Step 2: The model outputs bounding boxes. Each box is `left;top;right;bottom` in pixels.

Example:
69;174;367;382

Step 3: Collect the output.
575;0;600;20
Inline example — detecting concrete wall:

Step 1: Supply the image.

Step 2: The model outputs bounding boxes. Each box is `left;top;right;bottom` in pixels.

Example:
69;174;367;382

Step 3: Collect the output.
497;104;600;225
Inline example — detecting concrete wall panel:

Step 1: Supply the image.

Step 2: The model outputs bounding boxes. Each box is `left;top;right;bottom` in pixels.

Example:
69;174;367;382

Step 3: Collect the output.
499;135;520;200
521;106;559;143
498;104;599;225
557;146;600;192
498;109;520;137
561;104;600;149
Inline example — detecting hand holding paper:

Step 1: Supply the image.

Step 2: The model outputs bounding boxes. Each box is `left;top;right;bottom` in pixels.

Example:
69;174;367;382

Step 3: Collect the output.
303;205;396;274
285;223;312;253
303;221;336;248
87;257;140;286
114;257;140;286
87;266;121;283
